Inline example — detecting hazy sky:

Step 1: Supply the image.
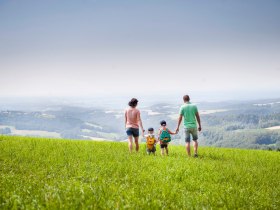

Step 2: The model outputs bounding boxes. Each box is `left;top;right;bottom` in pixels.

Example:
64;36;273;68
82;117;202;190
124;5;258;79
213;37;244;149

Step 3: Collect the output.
0;0;279;98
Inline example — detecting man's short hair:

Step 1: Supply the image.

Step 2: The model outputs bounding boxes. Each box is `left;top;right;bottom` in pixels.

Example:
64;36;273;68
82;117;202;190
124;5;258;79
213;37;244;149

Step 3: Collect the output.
183;95;190;102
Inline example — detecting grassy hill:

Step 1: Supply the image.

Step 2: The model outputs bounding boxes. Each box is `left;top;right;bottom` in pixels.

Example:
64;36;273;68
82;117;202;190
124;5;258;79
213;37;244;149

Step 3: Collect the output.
0;136;279;209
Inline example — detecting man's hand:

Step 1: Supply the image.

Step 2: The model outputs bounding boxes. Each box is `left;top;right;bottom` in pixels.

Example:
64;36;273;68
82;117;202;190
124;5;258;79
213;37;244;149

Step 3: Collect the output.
176;127;179;134
198;126;202;132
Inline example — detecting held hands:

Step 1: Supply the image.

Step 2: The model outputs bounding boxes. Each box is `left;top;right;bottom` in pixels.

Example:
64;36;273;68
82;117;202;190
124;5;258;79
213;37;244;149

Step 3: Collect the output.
142;129;145;137
175;127;179;134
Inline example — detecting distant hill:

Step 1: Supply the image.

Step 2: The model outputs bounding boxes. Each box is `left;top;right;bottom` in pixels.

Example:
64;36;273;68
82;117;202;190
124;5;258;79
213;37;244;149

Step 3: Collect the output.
0;98;280;150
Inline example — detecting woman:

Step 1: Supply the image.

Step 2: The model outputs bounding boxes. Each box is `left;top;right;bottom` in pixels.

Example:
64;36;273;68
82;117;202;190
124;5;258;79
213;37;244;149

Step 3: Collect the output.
125;98;145;152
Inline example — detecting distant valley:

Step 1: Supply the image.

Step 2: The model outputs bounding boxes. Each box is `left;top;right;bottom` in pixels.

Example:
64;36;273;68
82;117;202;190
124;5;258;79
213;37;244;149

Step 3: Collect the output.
1;98;280;150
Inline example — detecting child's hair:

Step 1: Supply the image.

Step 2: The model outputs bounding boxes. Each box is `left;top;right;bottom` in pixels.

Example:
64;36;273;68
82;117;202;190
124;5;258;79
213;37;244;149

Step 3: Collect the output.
160;120;166;126
128;98;138;107
148;127;154;132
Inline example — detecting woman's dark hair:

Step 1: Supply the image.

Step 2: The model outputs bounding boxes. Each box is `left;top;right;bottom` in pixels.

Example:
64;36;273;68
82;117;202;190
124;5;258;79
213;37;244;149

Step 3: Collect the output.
128;98;138;107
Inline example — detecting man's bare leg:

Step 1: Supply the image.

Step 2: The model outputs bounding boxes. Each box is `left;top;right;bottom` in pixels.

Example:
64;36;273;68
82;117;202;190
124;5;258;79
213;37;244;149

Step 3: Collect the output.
193;140;198;155
186;142;191;157
134;137;139;152
128;136;133;152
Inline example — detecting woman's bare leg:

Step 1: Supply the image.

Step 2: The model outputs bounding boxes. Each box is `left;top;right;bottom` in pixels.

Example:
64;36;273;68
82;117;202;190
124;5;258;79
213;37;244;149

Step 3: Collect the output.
134;137;139;152
128;136;133;152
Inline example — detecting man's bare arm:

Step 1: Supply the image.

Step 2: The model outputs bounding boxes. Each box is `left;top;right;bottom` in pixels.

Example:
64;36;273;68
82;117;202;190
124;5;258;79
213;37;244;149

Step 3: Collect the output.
176;115;183;133
195;112;202;131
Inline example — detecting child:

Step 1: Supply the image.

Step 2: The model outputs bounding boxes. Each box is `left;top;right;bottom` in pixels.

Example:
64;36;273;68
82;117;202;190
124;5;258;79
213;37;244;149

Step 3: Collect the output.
158;120;176;156
144;127;157;155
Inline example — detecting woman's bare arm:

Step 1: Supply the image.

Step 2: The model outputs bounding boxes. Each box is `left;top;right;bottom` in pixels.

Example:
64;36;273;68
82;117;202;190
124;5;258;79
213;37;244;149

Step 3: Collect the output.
124;110;127;129
138;112;145;134
139;118;144;132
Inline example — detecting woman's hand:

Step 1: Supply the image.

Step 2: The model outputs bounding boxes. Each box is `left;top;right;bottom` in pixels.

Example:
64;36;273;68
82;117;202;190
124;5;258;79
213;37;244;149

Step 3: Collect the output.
142;129;145;137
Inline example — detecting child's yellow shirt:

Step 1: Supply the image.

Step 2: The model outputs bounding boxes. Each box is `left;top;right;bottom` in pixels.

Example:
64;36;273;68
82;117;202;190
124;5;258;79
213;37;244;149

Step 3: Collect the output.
146;134;156;149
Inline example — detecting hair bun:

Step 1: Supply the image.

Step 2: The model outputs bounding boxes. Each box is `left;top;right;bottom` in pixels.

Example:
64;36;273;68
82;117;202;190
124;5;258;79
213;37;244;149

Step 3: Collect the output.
128;98;138;107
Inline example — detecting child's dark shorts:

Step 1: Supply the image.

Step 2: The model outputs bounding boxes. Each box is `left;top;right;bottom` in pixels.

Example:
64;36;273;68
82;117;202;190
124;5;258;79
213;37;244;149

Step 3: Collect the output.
146;147;156;153
160;143;168;149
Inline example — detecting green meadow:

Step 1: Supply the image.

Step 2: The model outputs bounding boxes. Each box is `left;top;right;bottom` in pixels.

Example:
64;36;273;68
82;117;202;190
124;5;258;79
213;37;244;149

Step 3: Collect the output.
0;135;279;209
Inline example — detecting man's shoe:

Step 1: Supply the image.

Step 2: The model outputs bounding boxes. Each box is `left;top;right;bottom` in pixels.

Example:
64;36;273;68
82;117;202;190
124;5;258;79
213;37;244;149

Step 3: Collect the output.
194;154;198;158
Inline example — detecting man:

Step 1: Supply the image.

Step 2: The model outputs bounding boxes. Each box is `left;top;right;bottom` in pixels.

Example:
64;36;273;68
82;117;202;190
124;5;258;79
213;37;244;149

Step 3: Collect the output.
176;95;201;157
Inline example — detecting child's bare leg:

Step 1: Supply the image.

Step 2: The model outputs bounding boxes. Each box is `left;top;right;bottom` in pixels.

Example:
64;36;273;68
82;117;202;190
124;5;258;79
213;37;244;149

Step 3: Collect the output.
128;136;133;152
166;147;169;155
161;148;164;156
134;137;139;152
